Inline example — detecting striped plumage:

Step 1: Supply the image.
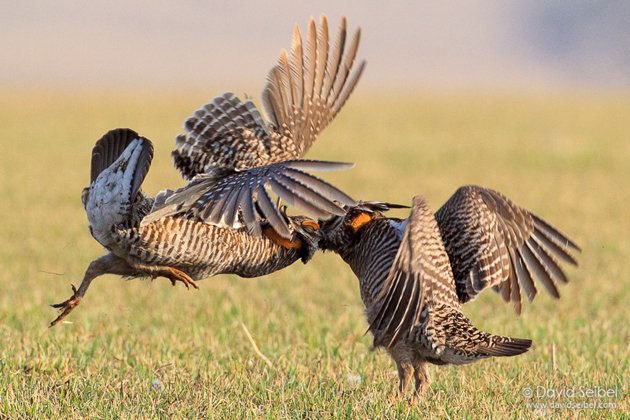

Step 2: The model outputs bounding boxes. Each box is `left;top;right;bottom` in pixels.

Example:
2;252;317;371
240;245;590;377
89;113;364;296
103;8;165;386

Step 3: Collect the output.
319;186;579;395
171;15;365;179
50;15;365;326
50;129;333;326
143;15;364;237
435;186;580;313
114;214;315;280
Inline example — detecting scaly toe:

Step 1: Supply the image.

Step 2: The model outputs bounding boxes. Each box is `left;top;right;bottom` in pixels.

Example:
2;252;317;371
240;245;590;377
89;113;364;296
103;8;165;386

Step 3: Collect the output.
50;285;79;308
49;296;81;327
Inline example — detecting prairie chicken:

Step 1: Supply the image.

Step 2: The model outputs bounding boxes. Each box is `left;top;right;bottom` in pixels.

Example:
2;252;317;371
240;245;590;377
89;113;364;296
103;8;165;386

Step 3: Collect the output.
318;186;580;395
50;15;365;326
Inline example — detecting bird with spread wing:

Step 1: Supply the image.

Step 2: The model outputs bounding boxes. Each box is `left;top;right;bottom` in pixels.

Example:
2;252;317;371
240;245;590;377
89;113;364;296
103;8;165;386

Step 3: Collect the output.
318;186;580;396
50;15;365;327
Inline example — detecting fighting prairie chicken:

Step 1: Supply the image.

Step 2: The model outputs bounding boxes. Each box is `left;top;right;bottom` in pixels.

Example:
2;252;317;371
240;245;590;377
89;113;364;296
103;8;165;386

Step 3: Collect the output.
50;15;365;326
318;186;580;395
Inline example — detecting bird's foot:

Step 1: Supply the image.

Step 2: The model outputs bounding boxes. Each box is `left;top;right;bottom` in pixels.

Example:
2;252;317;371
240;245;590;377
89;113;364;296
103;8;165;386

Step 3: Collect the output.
50;284;81;327
413;383;430;400
159;267;199;290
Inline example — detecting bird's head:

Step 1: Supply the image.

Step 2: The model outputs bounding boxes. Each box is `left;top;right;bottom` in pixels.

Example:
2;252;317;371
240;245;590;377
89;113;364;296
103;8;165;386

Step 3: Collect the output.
317;201;407;254
288;215;322;263
317;206;376;253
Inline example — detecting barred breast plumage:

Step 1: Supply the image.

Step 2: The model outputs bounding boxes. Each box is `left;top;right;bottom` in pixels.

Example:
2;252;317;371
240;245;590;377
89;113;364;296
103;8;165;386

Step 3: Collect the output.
319;188;579;396
50;15;365;327
116;215;304;279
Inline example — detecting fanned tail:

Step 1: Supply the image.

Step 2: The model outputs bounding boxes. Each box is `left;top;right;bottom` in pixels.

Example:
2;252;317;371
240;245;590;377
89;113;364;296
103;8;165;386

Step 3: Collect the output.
89;128;153;204
85;129;154;247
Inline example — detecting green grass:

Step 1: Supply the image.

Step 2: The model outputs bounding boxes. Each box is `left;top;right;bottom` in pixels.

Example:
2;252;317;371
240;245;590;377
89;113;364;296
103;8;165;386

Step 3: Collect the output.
0;89;627;418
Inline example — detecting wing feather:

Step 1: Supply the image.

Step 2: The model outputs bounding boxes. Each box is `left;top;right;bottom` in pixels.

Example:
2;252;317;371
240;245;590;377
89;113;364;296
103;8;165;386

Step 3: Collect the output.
268;178;330;219
238;185;260;237
255;184;291;238
159;16;362;237
303;17;317;100
144;160;355;238
331;25;361;109
261;15;365;157
273;174;345;216
520;242;560;298
513;248;537;302
370;196;460;348
172;16;363;183
283;167;356;207
527;237;569;284
313;15;329;97
172;92;272;180
322;17;346;102
290;25;304;108
435;185;579;313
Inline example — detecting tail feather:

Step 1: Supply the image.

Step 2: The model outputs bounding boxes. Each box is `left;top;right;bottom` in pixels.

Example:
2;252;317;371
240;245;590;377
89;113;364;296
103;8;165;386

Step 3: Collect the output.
440;310;531;363
479;337;532;357
85;129;154;247
91;128;140;183
129;138;154;203
90;128;154;204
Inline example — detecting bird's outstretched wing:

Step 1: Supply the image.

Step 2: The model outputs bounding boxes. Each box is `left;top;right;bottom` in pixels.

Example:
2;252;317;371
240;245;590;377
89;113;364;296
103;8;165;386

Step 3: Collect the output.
261;15;366;157
172;93;274;180
434;185;580;314
143;160;357;239
171;15;365;180
370;196;460;348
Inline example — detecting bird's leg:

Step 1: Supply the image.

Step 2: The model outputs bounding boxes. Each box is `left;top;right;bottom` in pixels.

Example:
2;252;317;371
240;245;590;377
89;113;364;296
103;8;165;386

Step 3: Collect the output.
397;361;414;396
154;267;198;290
50;254;134;327
413;361;431;398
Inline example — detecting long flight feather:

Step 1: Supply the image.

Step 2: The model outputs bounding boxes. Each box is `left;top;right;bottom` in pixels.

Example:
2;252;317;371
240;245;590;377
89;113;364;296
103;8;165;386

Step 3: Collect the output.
323;17;346;102
313;15;329;97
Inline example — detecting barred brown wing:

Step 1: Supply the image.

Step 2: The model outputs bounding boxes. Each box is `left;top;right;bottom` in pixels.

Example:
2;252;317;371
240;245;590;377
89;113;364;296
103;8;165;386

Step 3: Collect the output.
435;185;580;314
143;160;356;239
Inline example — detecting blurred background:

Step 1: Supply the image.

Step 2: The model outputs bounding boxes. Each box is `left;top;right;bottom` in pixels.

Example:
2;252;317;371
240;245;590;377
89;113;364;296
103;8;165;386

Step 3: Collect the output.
0;2;628;416
2;0;630;93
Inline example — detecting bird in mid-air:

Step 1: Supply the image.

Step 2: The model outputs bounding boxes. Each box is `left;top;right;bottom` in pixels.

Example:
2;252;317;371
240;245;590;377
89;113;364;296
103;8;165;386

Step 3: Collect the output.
50;15;365;327
318;186;580;396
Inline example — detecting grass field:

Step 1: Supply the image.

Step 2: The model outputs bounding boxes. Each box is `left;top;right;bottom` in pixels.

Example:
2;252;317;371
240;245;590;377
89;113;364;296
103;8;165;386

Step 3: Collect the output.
0;89;627;418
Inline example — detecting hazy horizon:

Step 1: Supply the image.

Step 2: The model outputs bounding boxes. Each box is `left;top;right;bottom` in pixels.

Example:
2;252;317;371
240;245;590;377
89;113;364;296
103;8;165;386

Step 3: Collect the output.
3;1;629;93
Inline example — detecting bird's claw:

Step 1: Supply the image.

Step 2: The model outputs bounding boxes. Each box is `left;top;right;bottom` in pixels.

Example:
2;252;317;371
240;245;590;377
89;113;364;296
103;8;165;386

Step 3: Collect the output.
49;284;81;327
174;275;199;290
159;268;198;290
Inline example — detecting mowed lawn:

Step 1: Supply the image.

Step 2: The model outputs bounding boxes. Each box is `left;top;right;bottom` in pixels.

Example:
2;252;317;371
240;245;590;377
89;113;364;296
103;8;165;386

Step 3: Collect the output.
0;90;627;418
